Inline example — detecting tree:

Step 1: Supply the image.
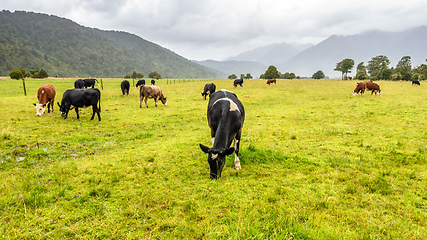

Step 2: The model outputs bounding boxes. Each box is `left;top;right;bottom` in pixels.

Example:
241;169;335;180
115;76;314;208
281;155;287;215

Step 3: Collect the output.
148;71;161;79
263;65;280;79
228;74;237;80
289;73;296;80
355;71;369;80
380;68;393;80
367;55;390;79
334;58;354;80
243;73;253;79
9;67;29;80
312;70;325;79
357;62;367;73
395;56;412;80
31;68;49;78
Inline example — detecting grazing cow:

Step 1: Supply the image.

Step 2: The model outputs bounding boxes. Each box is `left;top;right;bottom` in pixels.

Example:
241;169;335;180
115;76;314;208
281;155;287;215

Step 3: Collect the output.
139;85;167;108
151;79;155;85
233;79;243;87
121;80;130;96
266;79;276;85
352;81;367;95
201;83;216;100
74;79;84;89
57;88;101;121
365;81;382;95
33;84;56;116
82;78;98;88
136;79;145;87
199;89;245;179
412;80;421;85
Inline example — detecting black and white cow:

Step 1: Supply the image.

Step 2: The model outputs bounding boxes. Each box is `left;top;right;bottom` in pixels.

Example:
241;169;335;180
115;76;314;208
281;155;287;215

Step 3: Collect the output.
121;80;130;96
199;89;245;179
151;79;155;85
83;78;98;88
136;79;145;87
233;79;243;87
57;88;101;121
201;83;216;100
74;79;84;89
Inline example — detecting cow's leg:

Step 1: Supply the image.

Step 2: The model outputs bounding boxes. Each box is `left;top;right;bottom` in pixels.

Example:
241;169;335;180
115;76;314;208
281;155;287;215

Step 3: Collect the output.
233;131;242;170
75;108;79;119
50;100;54;113
92;105;101;121
155;97;159;107
91;105;96;120
140;95;143;108
145;97;149;108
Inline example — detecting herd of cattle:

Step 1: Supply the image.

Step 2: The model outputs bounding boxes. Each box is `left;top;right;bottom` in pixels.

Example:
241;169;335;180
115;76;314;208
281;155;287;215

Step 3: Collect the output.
32;78;421;179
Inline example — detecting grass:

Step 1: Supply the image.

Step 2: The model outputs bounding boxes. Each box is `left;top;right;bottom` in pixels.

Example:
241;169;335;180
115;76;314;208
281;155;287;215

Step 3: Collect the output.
0;77;426;239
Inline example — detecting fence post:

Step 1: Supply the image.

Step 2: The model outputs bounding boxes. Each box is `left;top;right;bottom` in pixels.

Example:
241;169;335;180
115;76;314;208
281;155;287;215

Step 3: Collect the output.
22;79;27;96
101;79;104;90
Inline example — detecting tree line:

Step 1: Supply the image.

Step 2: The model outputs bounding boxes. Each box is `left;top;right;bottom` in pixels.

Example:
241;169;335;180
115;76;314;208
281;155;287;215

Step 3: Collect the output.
335;55;427;81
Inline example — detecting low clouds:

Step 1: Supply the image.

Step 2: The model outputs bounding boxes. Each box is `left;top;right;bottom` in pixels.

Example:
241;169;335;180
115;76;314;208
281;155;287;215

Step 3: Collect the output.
3;0;427;60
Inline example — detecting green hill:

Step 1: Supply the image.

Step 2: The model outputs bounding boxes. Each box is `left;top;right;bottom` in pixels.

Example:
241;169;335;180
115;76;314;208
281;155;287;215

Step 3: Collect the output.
0;10;223;78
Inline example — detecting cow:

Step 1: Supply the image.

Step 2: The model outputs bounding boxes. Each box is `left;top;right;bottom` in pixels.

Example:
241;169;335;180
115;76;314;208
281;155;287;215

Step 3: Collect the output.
201;83;216;100
136;79;145;87
57;88;101;121
412;80;421;85
151;79;155;85
82;78;98;88
139;85;167;108
352;81;367;95
266;79;276;85
199;89;245;179
74;79;84;89
33;84;56;116
233;79;243;87
365;81;382;95
121;80;130;96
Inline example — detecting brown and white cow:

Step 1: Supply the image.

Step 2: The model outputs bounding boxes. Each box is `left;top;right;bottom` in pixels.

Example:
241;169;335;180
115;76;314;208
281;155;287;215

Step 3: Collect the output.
139;85;167;108
33;84;56;116
352;81;367;95
365;81;382;95
266;79;276;85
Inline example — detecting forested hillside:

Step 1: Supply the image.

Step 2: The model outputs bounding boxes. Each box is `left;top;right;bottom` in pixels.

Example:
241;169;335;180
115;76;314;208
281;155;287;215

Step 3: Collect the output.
0;10;222;78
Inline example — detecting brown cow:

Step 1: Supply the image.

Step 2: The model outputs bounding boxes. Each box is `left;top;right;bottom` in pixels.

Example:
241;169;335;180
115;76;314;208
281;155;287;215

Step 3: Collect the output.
33;84;56;116
365;81;382;95
352;81;367;95
266;79;276;85
139;85;167;108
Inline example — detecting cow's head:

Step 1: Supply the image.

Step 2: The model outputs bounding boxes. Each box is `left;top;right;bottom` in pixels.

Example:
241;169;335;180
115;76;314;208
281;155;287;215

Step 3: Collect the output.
200;144;235;179
57;102;70;118
33;103;47;116
160;96;167;106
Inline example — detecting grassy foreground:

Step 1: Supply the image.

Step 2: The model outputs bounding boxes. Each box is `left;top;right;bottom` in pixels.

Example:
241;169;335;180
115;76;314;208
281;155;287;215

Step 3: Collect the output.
0;78;426;239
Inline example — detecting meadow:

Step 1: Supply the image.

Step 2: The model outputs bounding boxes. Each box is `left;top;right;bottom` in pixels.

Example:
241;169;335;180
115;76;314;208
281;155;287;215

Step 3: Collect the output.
0;77;426;239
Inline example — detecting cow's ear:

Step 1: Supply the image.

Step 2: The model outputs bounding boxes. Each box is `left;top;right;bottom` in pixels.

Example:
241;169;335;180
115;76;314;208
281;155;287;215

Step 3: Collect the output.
224;147;235;155
57;102;61;108
33;103;37;106
199;144;210;153
42;103;47;107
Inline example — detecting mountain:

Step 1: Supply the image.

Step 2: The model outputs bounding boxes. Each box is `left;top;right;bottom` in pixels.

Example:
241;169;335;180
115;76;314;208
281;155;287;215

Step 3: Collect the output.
196;60;267;78
226;42;313;66
0;10;222;78
277;27;427;78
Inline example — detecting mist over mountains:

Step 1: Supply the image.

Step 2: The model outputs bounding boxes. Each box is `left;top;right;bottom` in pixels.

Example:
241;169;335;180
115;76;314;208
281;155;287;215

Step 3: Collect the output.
199;27;427;78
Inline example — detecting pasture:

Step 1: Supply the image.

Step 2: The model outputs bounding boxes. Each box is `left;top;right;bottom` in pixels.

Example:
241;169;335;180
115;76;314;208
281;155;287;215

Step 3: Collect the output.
0;78;426;239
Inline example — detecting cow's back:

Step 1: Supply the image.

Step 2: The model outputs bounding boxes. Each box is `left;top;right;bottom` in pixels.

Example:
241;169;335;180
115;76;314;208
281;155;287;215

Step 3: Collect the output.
38;84;56;103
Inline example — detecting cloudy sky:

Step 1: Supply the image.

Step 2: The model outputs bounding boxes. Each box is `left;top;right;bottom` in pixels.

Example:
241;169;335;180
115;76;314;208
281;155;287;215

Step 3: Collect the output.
3;0;427;60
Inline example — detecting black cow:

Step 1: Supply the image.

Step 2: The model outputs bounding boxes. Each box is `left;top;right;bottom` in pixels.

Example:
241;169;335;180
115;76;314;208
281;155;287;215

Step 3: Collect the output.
201;83;216;100
74;79;84;89
199;89;245;179
136;79;145;87
412;80;420;85
233;79;243;87
121;80;130;96
57;88;101;121
83;78;98;88
151;79;155;85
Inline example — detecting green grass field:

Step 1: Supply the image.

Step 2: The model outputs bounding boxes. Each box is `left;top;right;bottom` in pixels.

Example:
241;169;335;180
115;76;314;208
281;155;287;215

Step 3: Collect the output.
1;78;426;239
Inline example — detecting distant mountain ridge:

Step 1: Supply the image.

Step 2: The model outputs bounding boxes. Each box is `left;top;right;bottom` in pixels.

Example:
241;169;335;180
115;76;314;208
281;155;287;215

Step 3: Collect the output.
207;27;427;78
0;10;223;78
